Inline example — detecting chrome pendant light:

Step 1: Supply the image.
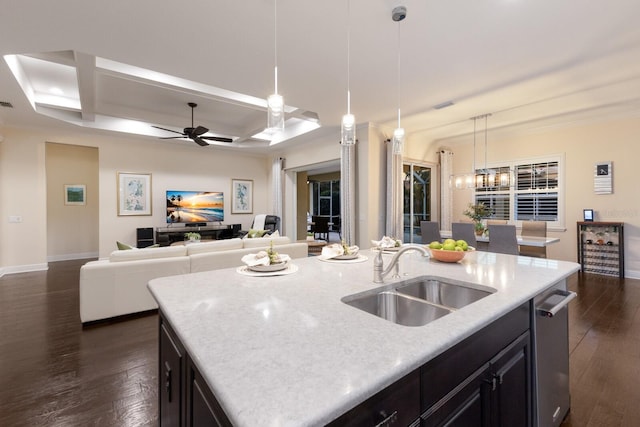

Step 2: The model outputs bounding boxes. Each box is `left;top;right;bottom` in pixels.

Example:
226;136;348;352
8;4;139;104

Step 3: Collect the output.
266;0;284;133
392;6;407;155
341;0;356;145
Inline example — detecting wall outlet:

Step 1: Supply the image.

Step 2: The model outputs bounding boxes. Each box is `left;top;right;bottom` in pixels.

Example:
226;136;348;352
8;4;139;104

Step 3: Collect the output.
8;216;22;223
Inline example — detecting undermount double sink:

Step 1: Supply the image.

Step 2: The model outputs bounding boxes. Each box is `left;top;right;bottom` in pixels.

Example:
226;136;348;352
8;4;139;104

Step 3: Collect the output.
342;277;496;327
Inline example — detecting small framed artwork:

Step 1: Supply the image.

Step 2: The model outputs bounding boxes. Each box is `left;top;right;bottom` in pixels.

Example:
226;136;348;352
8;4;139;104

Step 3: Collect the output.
117;172;152;216
583;209;594;222
64;184;86;205
231;179;253;214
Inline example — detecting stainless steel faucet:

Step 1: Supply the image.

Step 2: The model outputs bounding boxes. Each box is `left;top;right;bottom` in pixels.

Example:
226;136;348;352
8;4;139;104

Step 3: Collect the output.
373;244;429;283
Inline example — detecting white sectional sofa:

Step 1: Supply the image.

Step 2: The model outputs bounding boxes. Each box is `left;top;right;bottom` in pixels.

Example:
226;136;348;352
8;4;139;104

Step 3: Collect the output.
79;236;307;324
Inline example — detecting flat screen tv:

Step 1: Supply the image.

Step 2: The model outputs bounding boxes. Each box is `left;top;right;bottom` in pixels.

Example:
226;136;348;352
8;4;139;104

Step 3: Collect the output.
166;191;224;224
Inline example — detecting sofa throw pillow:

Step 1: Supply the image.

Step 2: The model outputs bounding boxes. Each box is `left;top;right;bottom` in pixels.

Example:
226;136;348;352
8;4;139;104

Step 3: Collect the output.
116;241;135;250
247;229;267;238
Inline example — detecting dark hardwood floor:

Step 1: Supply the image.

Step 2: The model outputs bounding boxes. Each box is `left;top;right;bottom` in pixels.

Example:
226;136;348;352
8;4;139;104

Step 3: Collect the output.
1;260;639;426
562;273;640;427
0;260;158;426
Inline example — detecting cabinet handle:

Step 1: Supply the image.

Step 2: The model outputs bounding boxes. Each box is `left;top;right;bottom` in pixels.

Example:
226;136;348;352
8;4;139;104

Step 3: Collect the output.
374;410;398;427
164;361;172;403
483;376;497;391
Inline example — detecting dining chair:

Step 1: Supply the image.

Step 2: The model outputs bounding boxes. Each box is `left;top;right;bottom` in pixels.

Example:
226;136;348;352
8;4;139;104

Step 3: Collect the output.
420;221;442;245
519;220;547;258
487;224;519;255
311;216;330;241
451;222;477;248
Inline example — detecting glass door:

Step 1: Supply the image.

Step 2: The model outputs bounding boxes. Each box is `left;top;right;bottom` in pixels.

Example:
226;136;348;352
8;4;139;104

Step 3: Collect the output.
403;163;433;243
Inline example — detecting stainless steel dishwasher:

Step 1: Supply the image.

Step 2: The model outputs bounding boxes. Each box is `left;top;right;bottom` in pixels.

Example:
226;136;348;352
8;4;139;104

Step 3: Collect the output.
532;280;577;427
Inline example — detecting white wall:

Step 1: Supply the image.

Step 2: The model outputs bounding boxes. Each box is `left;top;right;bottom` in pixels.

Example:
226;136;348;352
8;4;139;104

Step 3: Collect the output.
0;128;48;274
0;126;271;273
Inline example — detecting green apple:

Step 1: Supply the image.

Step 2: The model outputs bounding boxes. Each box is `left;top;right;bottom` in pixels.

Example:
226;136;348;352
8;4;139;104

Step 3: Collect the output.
443;238;456;246
442;241;456;251
428;241;442;250
456;240;468;251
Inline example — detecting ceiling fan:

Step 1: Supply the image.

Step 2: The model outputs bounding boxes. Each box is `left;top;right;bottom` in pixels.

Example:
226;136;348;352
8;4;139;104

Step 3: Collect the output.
152;102;233;146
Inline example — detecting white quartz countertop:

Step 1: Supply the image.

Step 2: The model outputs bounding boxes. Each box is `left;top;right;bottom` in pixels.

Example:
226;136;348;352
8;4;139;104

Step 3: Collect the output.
148;249;580;426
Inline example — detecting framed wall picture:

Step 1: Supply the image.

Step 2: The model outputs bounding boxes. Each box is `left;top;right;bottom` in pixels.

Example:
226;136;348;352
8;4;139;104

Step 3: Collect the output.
117;172;152;216
231;179;253;214
594;161;613;194
64;184;86;205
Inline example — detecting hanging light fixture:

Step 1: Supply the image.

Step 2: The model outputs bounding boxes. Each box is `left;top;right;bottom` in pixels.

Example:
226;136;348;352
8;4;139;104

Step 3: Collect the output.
266;0;284;133
341;0;356;145
452;113;514;190
391;6;407;155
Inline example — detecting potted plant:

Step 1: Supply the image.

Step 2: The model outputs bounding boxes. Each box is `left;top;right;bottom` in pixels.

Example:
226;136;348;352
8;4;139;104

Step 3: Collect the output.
463;202;493;235
184;232;201;243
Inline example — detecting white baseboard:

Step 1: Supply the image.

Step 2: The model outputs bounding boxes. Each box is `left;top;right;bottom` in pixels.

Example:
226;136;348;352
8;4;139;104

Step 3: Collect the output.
625;269;640;280
1;263;49;276
47;252;98;262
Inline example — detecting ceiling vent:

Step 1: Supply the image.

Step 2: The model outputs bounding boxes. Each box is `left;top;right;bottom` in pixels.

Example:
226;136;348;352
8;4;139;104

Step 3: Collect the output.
0;101;14;108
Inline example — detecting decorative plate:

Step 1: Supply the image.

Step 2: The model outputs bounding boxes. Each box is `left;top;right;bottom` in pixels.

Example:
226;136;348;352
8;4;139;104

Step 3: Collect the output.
248;262;288;272
333;252;360;260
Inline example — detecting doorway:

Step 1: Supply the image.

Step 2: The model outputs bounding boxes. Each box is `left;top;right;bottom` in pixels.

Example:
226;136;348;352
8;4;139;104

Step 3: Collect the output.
403;162;435;244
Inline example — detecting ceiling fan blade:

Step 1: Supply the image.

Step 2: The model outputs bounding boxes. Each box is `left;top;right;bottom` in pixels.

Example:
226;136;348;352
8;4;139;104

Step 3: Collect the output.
193;126;209;136
152;125;184;135
201;136;234;143
191;136;210;147
158;136;185;140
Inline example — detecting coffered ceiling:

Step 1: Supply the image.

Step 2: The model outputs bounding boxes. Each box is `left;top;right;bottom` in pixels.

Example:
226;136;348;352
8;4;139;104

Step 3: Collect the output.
1;0;640;151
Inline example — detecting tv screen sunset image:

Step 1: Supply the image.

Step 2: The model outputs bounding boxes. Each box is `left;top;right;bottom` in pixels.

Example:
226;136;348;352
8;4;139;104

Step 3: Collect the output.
166;191;224;223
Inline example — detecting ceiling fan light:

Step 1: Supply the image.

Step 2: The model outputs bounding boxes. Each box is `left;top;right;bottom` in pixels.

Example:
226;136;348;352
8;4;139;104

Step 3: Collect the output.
341;113;356;145
266;93;284;132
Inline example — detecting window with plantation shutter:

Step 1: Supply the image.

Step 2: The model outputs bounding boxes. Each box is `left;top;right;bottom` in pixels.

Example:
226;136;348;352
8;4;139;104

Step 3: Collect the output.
473;156;564;229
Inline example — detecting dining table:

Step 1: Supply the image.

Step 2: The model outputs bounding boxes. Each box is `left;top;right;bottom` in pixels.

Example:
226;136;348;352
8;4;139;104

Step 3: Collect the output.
440;231;560;247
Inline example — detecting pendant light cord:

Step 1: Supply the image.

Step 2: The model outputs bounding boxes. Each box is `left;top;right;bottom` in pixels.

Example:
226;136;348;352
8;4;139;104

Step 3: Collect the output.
346;0;351;115
274;0;278;94
484;114;488;172
396;21;401;128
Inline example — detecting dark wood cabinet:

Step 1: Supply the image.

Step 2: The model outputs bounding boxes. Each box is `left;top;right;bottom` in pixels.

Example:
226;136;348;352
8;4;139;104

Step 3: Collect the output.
421;303;531;427
187;360;232;427
159;313;231;427
488;332;531;427
160;321;184;427
577;221;624;278
327;370;421;427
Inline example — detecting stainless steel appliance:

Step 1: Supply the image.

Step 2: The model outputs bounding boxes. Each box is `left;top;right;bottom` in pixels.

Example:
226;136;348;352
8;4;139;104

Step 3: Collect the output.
532;280;577;427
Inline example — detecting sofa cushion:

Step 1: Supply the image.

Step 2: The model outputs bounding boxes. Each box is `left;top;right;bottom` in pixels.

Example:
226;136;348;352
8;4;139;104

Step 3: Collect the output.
242;235;291;249
109;245;187;262
185;238;243;255
116;241;136;250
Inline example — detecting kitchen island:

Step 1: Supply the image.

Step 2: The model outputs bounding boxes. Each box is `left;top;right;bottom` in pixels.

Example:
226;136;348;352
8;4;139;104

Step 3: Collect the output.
148;249;580;426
